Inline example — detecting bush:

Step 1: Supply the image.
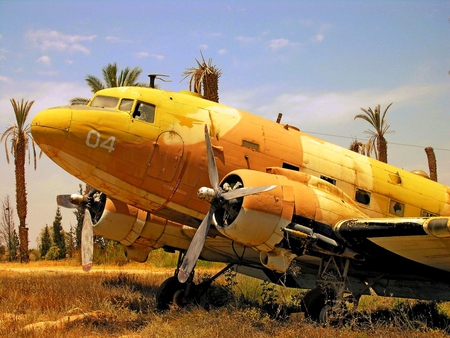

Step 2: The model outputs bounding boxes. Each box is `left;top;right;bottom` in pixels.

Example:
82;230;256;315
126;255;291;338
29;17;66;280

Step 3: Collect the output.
44;245;60;260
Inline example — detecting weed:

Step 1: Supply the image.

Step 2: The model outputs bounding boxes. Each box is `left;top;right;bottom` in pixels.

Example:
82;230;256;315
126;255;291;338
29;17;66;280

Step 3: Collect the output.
1;261;450;337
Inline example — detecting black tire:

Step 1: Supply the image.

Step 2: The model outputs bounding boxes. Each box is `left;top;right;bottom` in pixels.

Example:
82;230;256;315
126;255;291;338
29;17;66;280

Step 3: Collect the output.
301;287;336;322
156;276;185;311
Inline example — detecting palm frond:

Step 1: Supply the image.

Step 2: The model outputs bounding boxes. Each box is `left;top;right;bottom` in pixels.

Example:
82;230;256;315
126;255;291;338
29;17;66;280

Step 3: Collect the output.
103;63;118;88
70;97;90;105
2;99;41;169
85;75;105;93
182;51;222;101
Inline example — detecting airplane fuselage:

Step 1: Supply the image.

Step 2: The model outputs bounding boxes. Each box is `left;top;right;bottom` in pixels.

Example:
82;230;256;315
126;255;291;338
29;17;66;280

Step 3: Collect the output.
31;86;450;223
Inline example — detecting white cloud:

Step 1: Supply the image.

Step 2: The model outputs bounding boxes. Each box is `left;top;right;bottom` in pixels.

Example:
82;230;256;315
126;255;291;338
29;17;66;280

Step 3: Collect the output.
135;52;149;58
236;36;259;44
0;47;8;60
134;52;165;61
151;53;165;61
268;38;298;51
0;80;91;128
255;84;443;127
105;36;132;43
218;49;227;55
0;75;8;82
69;44;90;54
199;44;209;50
26;29;96;55
37;55;51;66
38;70;58;76
312;23;332;44
313;34;325;43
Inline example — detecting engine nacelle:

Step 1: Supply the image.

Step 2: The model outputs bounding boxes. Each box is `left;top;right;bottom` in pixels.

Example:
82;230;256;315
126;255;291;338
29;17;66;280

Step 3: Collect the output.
93;198;169;262
212;167;367;271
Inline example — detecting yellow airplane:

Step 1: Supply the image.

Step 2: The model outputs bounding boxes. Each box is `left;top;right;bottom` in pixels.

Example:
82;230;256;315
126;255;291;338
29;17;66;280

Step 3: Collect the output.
30;84;450;322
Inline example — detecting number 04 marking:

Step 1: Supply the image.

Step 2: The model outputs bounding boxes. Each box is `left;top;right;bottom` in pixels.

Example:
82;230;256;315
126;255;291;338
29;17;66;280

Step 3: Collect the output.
86;130;116;153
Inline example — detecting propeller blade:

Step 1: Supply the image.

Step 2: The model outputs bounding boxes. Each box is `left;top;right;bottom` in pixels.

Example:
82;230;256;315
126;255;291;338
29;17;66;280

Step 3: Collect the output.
204;125;219;190
81;209;94;272
178;207;215;283
221;185;276;200
57;193;88;209
57;195;78;209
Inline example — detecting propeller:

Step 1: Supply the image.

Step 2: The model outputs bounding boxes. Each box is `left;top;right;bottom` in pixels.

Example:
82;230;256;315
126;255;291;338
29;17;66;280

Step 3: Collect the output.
57;189;103;272
81;209;94;271
177;125;275;283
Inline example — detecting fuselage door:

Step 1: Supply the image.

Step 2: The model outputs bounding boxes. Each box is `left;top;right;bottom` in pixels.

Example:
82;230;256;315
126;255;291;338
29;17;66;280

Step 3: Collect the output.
147;130;184;182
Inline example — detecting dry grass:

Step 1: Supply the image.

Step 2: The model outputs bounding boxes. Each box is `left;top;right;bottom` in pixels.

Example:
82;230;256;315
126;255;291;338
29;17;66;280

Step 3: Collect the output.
1;261;449;337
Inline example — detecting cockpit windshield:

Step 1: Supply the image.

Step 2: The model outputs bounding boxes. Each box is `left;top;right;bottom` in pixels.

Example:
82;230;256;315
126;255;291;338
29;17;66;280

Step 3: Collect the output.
89;95;155;123
119;99;134;111
90;96;119;108
90;96;135;112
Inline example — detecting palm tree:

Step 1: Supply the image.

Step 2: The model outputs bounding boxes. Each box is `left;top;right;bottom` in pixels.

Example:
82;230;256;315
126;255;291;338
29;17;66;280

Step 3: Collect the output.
424;146;438;182
182;52;222;103
1;99;41;262
349;139;368;156
354;103;393;163
70;62;148;105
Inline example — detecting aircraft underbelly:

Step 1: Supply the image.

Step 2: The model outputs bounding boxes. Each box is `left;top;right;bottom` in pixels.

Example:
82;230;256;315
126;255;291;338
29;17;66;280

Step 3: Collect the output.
369;235;450;272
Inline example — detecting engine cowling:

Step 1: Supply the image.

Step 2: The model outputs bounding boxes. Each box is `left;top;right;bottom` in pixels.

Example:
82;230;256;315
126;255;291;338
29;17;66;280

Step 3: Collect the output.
213;169;297;252
92;198;170;262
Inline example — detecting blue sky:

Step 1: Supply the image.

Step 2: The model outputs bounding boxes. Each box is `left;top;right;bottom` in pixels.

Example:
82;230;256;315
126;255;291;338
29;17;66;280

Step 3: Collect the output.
1;0;449;248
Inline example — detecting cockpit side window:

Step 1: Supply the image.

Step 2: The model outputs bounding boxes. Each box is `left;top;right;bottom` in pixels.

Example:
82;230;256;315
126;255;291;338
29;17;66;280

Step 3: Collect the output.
90;96;119;108
133;101;155;123
119;99;134;111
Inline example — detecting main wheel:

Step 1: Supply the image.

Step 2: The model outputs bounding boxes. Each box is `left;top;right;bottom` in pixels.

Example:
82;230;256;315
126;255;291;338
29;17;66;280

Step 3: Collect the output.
156;276;186;311
300;287;336;322
172;289;189;308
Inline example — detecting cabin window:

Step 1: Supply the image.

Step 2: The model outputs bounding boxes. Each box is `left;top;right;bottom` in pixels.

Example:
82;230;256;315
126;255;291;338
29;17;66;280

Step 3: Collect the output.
282;162;299;171
133;101;155;123
320;175;336;185
242;140;260;151
422;209;438;217
389;200;405;216
90;95;119;108
119;99;134;111
355;188;371;205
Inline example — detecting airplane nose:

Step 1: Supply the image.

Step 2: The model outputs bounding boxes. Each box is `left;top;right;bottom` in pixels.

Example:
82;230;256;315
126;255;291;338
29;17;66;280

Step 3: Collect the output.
31;107;72;156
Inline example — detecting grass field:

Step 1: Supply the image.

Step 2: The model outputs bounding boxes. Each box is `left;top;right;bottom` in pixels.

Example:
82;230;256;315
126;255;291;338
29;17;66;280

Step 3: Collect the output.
1;257;450;337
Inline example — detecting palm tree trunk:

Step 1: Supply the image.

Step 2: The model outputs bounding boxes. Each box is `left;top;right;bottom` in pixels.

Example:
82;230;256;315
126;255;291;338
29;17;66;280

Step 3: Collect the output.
425;146;438;182
15;133;29;262
203;73;219;103
378;136;388;163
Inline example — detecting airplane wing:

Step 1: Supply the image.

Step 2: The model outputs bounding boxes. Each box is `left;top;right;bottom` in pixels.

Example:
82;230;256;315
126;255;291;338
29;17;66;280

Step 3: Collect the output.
334;217;450;272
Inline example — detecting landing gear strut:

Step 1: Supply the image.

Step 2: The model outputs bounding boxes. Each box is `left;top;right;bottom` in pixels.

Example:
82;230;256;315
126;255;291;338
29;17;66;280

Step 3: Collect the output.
155;251;235;311
301;256;361;324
